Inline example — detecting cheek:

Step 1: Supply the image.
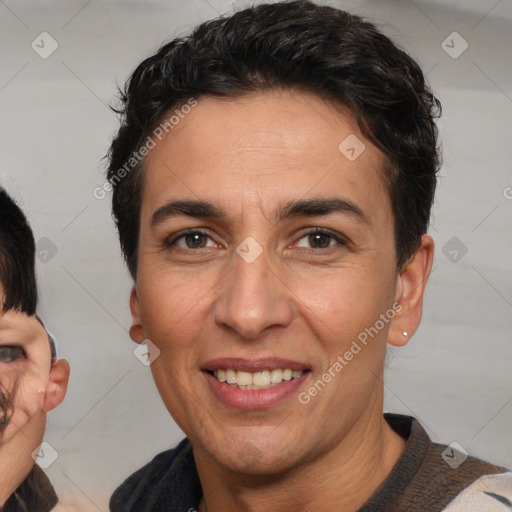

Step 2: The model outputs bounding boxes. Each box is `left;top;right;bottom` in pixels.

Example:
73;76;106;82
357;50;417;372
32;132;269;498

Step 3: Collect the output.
0;372;47;440
15;364;49;408
291;266;393;343
137;268;217;352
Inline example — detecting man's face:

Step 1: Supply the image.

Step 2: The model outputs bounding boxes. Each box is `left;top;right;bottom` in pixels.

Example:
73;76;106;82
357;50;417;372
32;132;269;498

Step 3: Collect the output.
0;305;51;445
131;89;401;473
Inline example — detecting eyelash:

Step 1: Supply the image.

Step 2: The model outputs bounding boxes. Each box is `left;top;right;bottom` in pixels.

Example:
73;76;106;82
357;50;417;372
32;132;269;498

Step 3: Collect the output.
164;228;347;253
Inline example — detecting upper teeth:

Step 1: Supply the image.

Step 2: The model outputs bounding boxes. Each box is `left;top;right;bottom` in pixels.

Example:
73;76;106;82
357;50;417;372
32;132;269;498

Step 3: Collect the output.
213;369;303;388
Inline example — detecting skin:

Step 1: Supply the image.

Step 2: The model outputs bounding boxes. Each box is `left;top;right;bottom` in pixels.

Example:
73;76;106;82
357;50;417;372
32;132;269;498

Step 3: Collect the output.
129;88;434;512
0;298;70;506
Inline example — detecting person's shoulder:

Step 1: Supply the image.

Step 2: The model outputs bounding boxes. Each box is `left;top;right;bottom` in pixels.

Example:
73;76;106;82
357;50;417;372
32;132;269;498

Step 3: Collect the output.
442;470;512;511
109;437;193;512
381;414;512;510
422;440;512;511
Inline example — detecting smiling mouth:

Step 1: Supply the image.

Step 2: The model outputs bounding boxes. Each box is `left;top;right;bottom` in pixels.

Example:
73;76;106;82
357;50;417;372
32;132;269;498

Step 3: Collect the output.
205;368;311;390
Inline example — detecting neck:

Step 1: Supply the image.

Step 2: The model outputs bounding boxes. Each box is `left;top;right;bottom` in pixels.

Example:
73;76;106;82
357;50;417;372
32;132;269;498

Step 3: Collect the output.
195;406;407;512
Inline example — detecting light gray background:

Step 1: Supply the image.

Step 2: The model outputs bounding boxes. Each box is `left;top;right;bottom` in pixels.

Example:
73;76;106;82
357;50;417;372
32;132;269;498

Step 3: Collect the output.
1;0;511;510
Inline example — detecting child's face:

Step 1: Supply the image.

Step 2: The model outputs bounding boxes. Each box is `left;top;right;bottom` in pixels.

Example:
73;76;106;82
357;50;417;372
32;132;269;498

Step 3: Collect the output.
0;305;52;445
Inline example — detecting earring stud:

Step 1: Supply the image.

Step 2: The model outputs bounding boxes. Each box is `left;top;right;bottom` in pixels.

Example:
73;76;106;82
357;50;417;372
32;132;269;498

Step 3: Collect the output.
37;389;45;394
403;331;408;336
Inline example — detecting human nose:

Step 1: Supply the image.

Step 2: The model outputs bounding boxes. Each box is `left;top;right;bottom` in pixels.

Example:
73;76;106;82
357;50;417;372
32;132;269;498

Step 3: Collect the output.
212;242;294;340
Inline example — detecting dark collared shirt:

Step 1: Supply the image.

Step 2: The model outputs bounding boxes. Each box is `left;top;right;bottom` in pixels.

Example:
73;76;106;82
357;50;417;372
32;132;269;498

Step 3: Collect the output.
1;464;58;512
110;414;512;511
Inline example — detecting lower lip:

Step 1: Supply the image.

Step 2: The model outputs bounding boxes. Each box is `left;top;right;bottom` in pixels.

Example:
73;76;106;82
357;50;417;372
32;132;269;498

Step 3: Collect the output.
203;371;310;409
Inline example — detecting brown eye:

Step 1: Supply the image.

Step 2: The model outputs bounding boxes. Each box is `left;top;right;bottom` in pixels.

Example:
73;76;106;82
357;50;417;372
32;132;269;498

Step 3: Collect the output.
296;229;346;250
308;232;332;249
183;232;208;249
0;346;26;363
166;230;218;251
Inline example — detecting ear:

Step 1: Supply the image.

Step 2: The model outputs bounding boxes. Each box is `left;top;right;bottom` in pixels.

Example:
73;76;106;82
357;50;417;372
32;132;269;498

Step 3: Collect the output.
129;286;145;344
42;359;70;412
388;234;434;347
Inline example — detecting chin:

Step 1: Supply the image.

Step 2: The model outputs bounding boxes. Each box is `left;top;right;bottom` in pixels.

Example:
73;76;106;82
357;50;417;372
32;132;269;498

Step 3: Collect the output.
222;452;297;477
201;430;303;476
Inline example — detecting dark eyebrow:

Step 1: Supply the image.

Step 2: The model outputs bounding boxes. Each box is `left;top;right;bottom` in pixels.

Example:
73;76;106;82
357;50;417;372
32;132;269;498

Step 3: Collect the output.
151;200;226;228
150;197;369;228
277;197;369;225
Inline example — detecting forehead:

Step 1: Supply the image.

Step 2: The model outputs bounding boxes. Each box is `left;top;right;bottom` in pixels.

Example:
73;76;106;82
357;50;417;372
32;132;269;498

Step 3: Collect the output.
0;290;45;339
141;89;391;224
0;309;44;338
